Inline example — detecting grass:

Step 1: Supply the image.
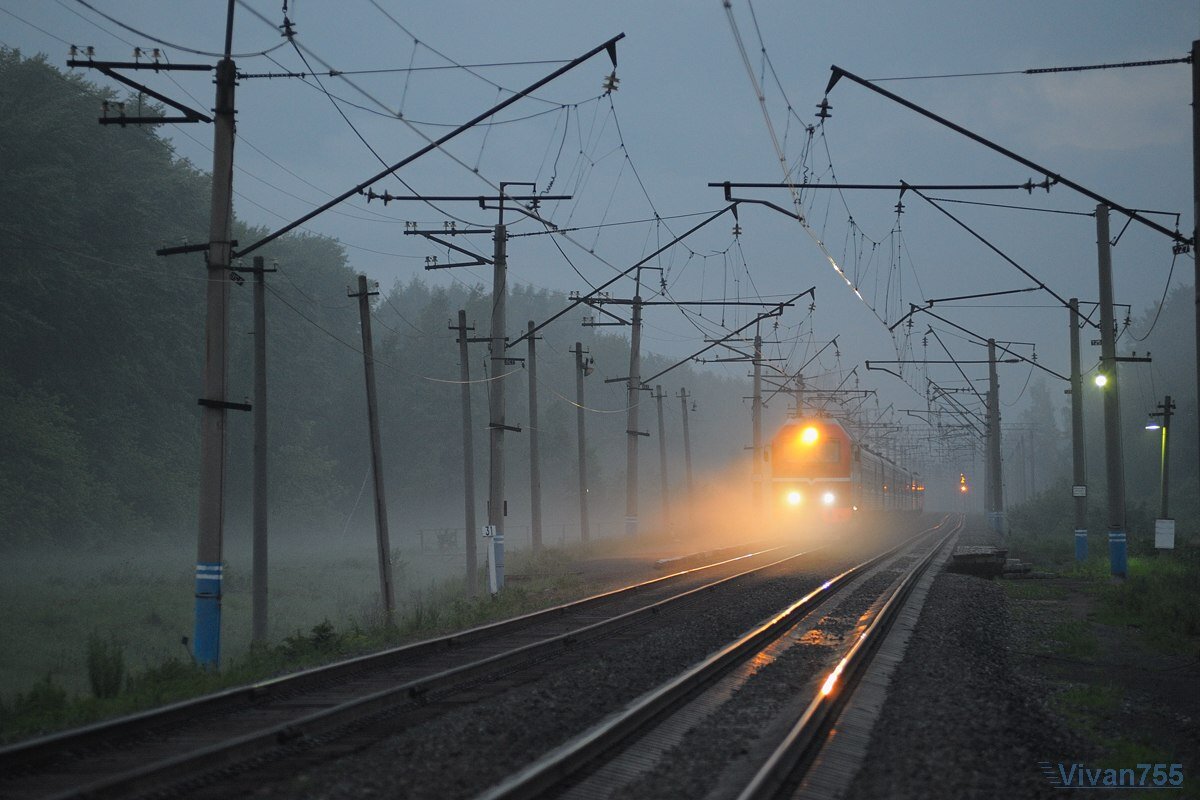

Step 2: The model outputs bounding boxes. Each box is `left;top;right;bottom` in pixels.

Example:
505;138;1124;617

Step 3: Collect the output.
1002;495;1199;793
1048;621;1099;659
1057;683;1121;714
1001;580;1067;601
1003;501;1200;659
0;534;613;744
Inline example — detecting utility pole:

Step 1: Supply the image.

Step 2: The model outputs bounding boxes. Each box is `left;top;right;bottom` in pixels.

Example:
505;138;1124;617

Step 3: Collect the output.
527;321;543;551
583;285;797;538
1152;395;1174;520
194;3;239;668
250;256;275;646
678;388;695;504
403;185;562;586
572;342;591;543
1069;298;1088;562
654;385;670;527
487;216;509;590
1193;38;1199;503
751;331;763;513
351;275;395;619
452;310;480;596
1027;432;1035;499
70;5;242;668
1096;205;1127;578
625;292;644;536
983;392;994;518
1148;395;1175;549
986;338;1005;534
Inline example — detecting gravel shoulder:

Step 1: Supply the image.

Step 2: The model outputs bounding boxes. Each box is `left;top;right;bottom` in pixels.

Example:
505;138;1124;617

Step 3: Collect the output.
848;521;1200;800
846;524;1079;800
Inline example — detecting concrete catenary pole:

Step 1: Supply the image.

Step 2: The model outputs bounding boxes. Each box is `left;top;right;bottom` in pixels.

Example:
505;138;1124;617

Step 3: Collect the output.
573;342;591;543
527;321;543;551
454;310;478;596
353;275;395;619
655;385;670;526
1069;298;1088;561
193;2;238;668
625;293;644;536
986;338;1005;534
678;388;694;502
487;222;508;589
751;332;763;512
251;256;270;645
1156;396;1174;520
1193;39;1199;502
1096;205;1127;578
984;391;994;517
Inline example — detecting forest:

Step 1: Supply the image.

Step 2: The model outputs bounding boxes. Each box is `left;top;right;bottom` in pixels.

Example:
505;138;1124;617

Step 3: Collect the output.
0;49;759;551
2;48;1196;553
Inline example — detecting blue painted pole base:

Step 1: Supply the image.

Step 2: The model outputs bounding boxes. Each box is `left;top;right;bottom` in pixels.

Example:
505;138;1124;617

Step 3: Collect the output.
1108;531;1127;578
986;511;1006;535
194;562;223;668
1074;530;1088;562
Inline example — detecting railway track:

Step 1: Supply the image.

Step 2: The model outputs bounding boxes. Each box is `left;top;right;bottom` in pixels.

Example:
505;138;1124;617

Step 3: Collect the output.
475;514;961;800
0;539;824;800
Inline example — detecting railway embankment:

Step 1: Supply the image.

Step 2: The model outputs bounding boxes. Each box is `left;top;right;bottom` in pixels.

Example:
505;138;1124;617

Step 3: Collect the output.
848;518;1199;799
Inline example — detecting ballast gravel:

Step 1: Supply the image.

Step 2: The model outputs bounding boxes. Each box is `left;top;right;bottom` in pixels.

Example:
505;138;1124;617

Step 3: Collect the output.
618;563;918;800
845;525;1080;800
225;550;855;800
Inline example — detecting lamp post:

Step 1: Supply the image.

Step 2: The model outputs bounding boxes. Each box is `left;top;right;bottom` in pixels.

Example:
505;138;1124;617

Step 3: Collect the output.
1146;395;1175;549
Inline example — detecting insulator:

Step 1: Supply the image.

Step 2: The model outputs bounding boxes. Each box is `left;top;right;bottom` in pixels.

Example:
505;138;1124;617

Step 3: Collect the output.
133;47;142;60
602;71;620;93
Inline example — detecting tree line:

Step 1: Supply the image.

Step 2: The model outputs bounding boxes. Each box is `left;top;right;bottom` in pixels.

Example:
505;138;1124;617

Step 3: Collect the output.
0;51;758;549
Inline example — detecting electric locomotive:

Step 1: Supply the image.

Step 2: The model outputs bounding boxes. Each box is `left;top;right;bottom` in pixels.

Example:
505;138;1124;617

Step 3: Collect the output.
768;416;923;522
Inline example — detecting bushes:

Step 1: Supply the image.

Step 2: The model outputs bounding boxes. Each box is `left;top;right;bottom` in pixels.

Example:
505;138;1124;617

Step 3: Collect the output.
85;634;125;699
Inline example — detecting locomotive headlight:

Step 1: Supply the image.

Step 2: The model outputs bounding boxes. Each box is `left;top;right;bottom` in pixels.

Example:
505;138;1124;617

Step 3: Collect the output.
822;491;836;506
786;491;802;506
800;426;820;445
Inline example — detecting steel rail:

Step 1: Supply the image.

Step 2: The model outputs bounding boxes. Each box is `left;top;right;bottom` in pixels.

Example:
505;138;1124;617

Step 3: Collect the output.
5;544;817;800
736;518;961;800
474;515;956;800
0;543;788;775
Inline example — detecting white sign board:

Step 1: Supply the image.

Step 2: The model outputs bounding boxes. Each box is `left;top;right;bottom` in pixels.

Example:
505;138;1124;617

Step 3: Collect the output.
1155;518;1175;550
1072;485;1087;498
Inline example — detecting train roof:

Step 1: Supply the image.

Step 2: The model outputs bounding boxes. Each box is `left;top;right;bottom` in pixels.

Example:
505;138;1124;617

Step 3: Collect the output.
780;416;918;477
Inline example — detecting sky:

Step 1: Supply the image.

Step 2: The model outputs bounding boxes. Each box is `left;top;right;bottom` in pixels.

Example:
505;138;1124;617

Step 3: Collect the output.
2;0;1197;473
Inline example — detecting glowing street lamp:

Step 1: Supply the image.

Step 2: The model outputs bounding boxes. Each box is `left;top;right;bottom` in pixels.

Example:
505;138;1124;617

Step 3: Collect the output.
1146;395;1175;548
